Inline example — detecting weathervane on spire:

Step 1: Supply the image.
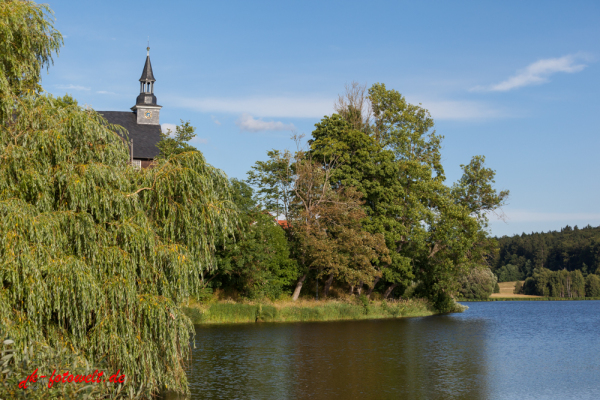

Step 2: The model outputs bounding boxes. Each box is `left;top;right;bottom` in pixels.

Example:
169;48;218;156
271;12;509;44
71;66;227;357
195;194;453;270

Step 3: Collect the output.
147;36;150;55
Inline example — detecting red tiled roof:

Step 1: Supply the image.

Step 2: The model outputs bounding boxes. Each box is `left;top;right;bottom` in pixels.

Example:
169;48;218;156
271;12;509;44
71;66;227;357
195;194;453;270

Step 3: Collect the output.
277;220;290;229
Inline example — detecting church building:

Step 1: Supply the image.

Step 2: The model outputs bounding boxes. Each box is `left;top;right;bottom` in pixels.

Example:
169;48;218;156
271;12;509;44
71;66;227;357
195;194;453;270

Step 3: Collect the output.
100;47;162;168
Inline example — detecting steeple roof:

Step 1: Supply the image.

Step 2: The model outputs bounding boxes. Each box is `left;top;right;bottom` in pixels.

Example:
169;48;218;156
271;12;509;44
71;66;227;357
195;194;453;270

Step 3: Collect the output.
139;47;155;82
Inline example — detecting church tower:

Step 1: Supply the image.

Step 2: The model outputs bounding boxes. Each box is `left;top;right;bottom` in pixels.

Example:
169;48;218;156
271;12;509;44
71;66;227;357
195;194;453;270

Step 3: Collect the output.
99;46;163;168
131;47;162;125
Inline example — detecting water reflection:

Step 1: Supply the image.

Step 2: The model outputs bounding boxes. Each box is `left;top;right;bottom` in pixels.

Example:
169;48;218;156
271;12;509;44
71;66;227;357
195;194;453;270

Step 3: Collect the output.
166;301;600;399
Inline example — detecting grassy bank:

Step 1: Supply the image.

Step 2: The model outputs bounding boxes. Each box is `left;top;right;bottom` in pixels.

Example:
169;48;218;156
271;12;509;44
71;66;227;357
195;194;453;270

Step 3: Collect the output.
182;298;439;324
459;297;600;302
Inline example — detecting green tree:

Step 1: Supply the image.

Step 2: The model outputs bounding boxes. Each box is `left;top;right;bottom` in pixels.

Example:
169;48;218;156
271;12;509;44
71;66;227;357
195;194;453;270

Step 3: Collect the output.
247;149;295;220
457;267;497;300
522;268;587;298
309;113;410;297
0;0;62;121
308;83;508;311
213;179;298;300
0;2;237;396
156;119;198;159
570;270;585;297
496;264;523;282
513;281;523;294
585;274;600;297
492;224;600;276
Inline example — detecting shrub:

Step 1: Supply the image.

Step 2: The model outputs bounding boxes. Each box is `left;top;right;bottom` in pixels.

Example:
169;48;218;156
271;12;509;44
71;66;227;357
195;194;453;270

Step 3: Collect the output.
513;281;523;294
457;267;497;300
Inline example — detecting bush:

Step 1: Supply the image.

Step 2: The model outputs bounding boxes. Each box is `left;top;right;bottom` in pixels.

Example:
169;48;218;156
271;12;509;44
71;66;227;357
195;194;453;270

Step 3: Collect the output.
522;277;537;295
513;281;523;294
457;267;497;300
493;282;500;293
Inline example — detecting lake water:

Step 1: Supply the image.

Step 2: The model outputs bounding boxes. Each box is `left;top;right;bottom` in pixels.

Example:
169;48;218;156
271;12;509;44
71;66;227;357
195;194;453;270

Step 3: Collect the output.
169;301;600;399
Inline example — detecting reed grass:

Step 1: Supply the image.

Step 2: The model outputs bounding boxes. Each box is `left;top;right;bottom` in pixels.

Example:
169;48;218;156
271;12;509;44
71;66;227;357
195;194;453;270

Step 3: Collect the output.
182;298;436;325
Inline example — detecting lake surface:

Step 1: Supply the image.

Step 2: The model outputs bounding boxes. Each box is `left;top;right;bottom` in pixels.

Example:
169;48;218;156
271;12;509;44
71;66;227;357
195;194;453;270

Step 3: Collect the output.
169;301;600;399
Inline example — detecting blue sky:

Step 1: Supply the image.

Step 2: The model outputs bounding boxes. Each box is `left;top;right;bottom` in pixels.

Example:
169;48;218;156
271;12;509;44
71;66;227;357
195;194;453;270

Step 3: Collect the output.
43;0;600;237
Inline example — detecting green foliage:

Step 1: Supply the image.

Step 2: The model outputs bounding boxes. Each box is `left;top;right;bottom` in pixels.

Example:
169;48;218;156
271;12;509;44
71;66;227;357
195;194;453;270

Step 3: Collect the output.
214;179;297;300
451;155;509;226
358;294;372;314
585;274;600;297
0;93;237;396
310;114;413;288
0;330;145;399
368;84;505;309
522;268;588;298
0;0;62;121
247;149;294;219
244;83;507;310
457;267;497;300
156;119;198;159
0;4;238;394
249;140;390;300
513;281;523;294
493;282;500;293
493;224;600;277
496;264;524;282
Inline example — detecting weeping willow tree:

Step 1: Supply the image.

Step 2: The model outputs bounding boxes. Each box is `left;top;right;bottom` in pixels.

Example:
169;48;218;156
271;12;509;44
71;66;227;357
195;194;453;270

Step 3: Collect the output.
0;1;237;397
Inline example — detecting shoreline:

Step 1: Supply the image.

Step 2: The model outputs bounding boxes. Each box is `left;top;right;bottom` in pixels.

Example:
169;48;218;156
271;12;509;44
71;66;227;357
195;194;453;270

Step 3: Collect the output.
459;297;600;302
182;298;440;325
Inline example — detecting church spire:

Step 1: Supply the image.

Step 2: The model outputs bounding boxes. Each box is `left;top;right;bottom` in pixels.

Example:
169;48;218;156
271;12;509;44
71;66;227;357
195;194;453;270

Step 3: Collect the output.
139;47;156;83
132;46;161;125
136;46;157;106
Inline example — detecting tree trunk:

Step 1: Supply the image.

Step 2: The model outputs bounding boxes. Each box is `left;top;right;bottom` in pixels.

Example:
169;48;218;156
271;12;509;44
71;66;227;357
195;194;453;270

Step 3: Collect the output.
323;274;334;297
349;285;355;295
292;274;307;301
356;281;364;296
366;276;380;299
383;283;398;299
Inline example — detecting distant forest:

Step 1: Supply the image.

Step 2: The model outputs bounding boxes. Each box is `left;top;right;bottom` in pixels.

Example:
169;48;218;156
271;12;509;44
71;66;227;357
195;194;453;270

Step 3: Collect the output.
492;225;600;282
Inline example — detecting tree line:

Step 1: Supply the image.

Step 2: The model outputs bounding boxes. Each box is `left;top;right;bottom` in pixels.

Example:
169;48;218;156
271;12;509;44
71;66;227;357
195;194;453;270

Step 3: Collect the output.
492;224;600;282
516;268;600;297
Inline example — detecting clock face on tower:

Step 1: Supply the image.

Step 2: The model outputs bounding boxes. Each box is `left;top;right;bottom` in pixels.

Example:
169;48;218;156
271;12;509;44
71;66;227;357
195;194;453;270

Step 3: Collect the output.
144;111;152;119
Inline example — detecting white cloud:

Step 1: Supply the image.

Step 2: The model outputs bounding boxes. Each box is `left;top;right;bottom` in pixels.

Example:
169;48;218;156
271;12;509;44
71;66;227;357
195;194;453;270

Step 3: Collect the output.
211;115;221;126
97;90;117;95
491;209;600;223
235;113;296;132
161;123;177;135
168;93;502;121
55;84;91;91
414;99;504;120
472;54;587;92
165;95;334;118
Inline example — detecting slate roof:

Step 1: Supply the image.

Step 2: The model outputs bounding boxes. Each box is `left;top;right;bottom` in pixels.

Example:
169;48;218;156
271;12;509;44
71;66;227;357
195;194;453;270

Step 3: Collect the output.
99;111;161;159
139;56;155;82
